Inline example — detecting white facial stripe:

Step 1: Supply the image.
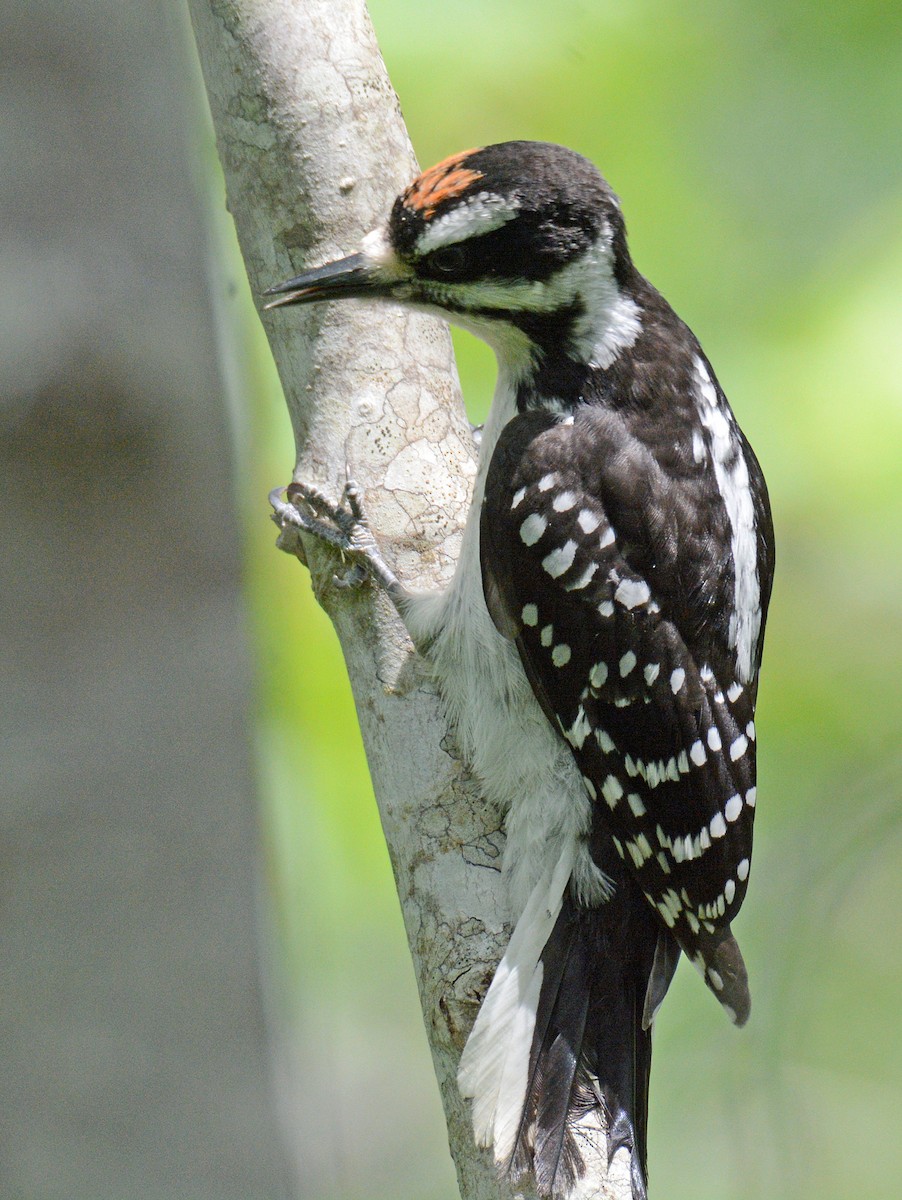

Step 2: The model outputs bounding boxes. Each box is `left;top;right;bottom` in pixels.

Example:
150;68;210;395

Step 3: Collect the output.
693;357;761;682
418;231;640;369
360;226;404;273
415;231;594;313
569;229;642;369
415;192;520;254
427;275;574;314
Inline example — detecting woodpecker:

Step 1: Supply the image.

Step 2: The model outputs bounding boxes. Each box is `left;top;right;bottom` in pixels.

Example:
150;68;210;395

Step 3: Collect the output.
265;142;775;1200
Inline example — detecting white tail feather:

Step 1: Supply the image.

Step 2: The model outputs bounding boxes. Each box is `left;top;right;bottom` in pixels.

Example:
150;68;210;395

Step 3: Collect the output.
492;962;544;1161
458;845;574;1160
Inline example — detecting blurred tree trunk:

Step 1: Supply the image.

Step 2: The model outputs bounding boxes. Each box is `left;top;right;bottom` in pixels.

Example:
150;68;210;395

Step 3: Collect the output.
0;2;293;1198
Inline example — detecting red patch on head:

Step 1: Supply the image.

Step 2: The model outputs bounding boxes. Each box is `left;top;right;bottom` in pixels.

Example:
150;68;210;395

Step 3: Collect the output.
402;149;484;219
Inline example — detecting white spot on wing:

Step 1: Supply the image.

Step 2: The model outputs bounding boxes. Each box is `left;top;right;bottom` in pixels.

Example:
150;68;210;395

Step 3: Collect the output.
542;541;578;578
552;491;577;512
590;662;608;688
601;775;623;807
521;604;538;626
596;728;615;753
564;561;599;591
614;578;651;609
619;650;637;677
729;734;749;761
627;834;653;867
519;513;547;546
724;794;743;822
552;643;571;667
577;509;600;534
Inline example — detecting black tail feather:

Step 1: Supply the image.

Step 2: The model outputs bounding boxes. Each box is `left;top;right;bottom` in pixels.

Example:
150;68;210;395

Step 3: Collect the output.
533;936;592;1196
509;905;580;1186
643;930;682;1030
509;870;673;1200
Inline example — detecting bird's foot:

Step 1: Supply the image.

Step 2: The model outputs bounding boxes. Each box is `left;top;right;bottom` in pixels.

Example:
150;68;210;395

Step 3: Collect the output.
269;477;401;596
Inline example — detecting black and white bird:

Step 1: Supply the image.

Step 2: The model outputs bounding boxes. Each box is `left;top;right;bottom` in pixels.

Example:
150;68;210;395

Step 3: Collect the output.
265;142;775;1200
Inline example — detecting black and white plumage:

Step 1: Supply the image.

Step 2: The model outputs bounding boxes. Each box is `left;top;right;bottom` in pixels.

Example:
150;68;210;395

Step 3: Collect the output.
266;142;775;1200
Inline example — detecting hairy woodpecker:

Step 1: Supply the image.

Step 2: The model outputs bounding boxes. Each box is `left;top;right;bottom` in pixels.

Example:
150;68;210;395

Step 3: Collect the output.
265;142;775;1200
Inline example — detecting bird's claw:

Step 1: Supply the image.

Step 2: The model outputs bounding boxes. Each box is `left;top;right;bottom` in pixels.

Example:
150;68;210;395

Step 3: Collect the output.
269;478;398;595
332;561;369;589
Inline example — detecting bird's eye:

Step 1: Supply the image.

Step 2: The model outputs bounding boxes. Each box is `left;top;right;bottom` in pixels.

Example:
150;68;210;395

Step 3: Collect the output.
429;245;469;274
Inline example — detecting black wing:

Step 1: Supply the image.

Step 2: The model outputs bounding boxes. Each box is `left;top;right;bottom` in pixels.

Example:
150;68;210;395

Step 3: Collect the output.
481;401;770;1020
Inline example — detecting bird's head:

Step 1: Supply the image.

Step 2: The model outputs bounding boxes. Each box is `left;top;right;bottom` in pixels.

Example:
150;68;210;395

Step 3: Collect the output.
265;142;640;378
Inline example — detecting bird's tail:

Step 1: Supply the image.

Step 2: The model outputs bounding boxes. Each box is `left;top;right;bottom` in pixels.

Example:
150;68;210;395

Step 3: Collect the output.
458;854;677;1200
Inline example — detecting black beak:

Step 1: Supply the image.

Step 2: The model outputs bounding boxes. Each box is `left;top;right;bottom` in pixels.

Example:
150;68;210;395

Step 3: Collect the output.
263;252;378;310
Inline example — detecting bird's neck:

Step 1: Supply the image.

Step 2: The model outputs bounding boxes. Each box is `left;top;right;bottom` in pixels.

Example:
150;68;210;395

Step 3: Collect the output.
493;258;645;415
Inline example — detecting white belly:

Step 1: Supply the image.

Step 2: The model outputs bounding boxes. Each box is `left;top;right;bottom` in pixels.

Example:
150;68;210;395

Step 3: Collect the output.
401;375;606;917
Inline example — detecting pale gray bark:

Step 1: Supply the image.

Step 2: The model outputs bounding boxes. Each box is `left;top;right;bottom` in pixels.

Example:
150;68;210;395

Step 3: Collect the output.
187;3;631;1198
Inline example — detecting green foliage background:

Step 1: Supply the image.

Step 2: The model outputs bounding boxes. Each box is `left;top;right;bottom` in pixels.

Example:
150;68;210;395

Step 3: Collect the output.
236;3;902;1197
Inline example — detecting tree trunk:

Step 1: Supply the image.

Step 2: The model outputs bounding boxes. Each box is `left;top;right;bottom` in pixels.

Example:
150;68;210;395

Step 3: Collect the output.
187;3;632;1198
